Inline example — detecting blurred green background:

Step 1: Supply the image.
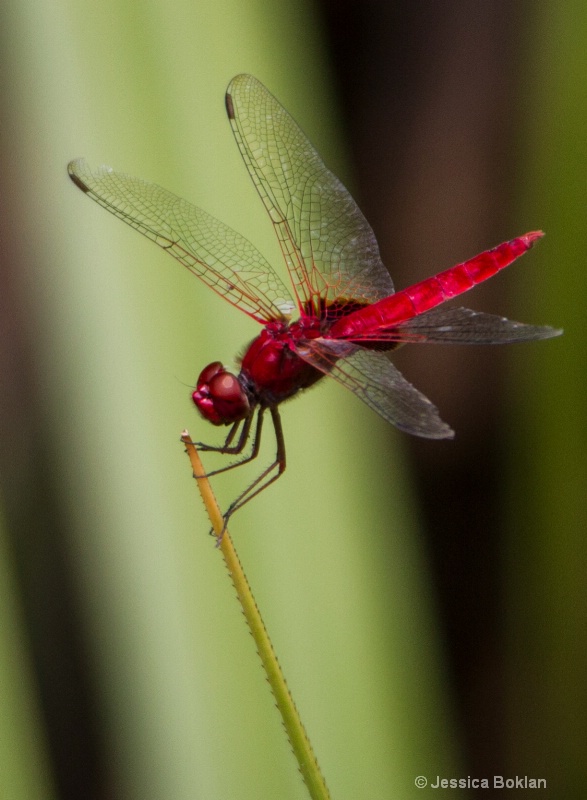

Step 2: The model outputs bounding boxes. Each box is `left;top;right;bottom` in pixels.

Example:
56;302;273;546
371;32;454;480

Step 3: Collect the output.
0;1;584;799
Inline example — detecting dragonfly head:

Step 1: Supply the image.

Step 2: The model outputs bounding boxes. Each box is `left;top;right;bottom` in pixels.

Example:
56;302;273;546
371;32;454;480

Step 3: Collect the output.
192;361;251;425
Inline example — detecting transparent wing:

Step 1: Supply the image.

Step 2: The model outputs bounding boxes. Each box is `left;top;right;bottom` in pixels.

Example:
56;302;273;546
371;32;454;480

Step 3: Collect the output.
68;159;294;324
225;74;394;318
394;306;563;343
295;340;454;439
335;306;564;344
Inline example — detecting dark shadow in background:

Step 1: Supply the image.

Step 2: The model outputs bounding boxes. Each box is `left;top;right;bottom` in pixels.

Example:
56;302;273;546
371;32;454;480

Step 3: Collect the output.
0;78;109;800
319;0;533;791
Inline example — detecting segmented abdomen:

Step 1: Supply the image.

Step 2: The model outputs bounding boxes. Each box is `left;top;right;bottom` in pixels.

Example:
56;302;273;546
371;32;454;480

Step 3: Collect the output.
328;232;543;340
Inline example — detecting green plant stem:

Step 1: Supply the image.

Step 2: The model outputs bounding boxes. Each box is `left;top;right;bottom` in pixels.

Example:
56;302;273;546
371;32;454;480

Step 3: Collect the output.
181;431;332;800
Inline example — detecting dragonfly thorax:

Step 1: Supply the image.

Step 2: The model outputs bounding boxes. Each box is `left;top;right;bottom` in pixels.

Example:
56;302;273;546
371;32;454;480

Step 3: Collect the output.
192;361;251;425
238;320;325;408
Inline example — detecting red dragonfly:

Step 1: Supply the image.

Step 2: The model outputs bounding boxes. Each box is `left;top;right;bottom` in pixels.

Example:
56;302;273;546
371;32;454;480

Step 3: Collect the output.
68;74;561;523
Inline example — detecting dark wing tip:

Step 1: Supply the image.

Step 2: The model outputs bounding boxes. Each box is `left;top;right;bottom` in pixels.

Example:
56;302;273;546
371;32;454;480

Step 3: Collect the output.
225;92;235;120
226;74;258;118
67;159;90;193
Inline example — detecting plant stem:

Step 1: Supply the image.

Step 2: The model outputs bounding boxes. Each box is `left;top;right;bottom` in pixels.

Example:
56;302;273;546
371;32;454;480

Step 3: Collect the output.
181;431;332;800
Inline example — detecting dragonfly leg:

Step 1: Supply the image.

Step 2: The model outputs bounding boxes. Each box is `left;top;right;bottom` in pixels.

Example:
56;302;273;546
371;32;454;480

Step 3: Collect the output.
196;406;266;480
196;413;253;455
216;406;285;543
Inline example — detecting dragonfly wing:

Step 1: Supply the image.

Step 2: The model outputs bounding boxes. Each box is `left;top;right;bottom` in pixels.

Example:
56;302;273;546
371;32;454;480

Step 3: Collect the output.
68;159;294;323
394;306;563;344
225;74;394;316
296;340;454;439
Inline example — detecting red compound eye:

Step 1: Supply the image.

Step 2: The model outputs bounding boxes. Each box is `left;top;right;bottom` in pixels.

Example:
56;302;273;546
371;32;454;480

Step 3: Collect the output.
196;361;224;388
192;363;250;425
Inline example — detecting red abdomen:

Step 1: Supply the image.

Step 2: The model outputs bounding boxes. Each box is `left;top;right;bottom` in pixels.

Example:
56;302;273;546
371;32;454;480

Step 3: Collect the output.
329;232;543;340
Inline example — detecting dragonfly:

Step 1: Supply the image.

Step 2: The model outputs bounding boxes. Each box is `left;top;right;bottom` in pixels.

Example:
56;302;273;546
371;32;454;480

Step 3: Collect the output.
68;74;561;525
